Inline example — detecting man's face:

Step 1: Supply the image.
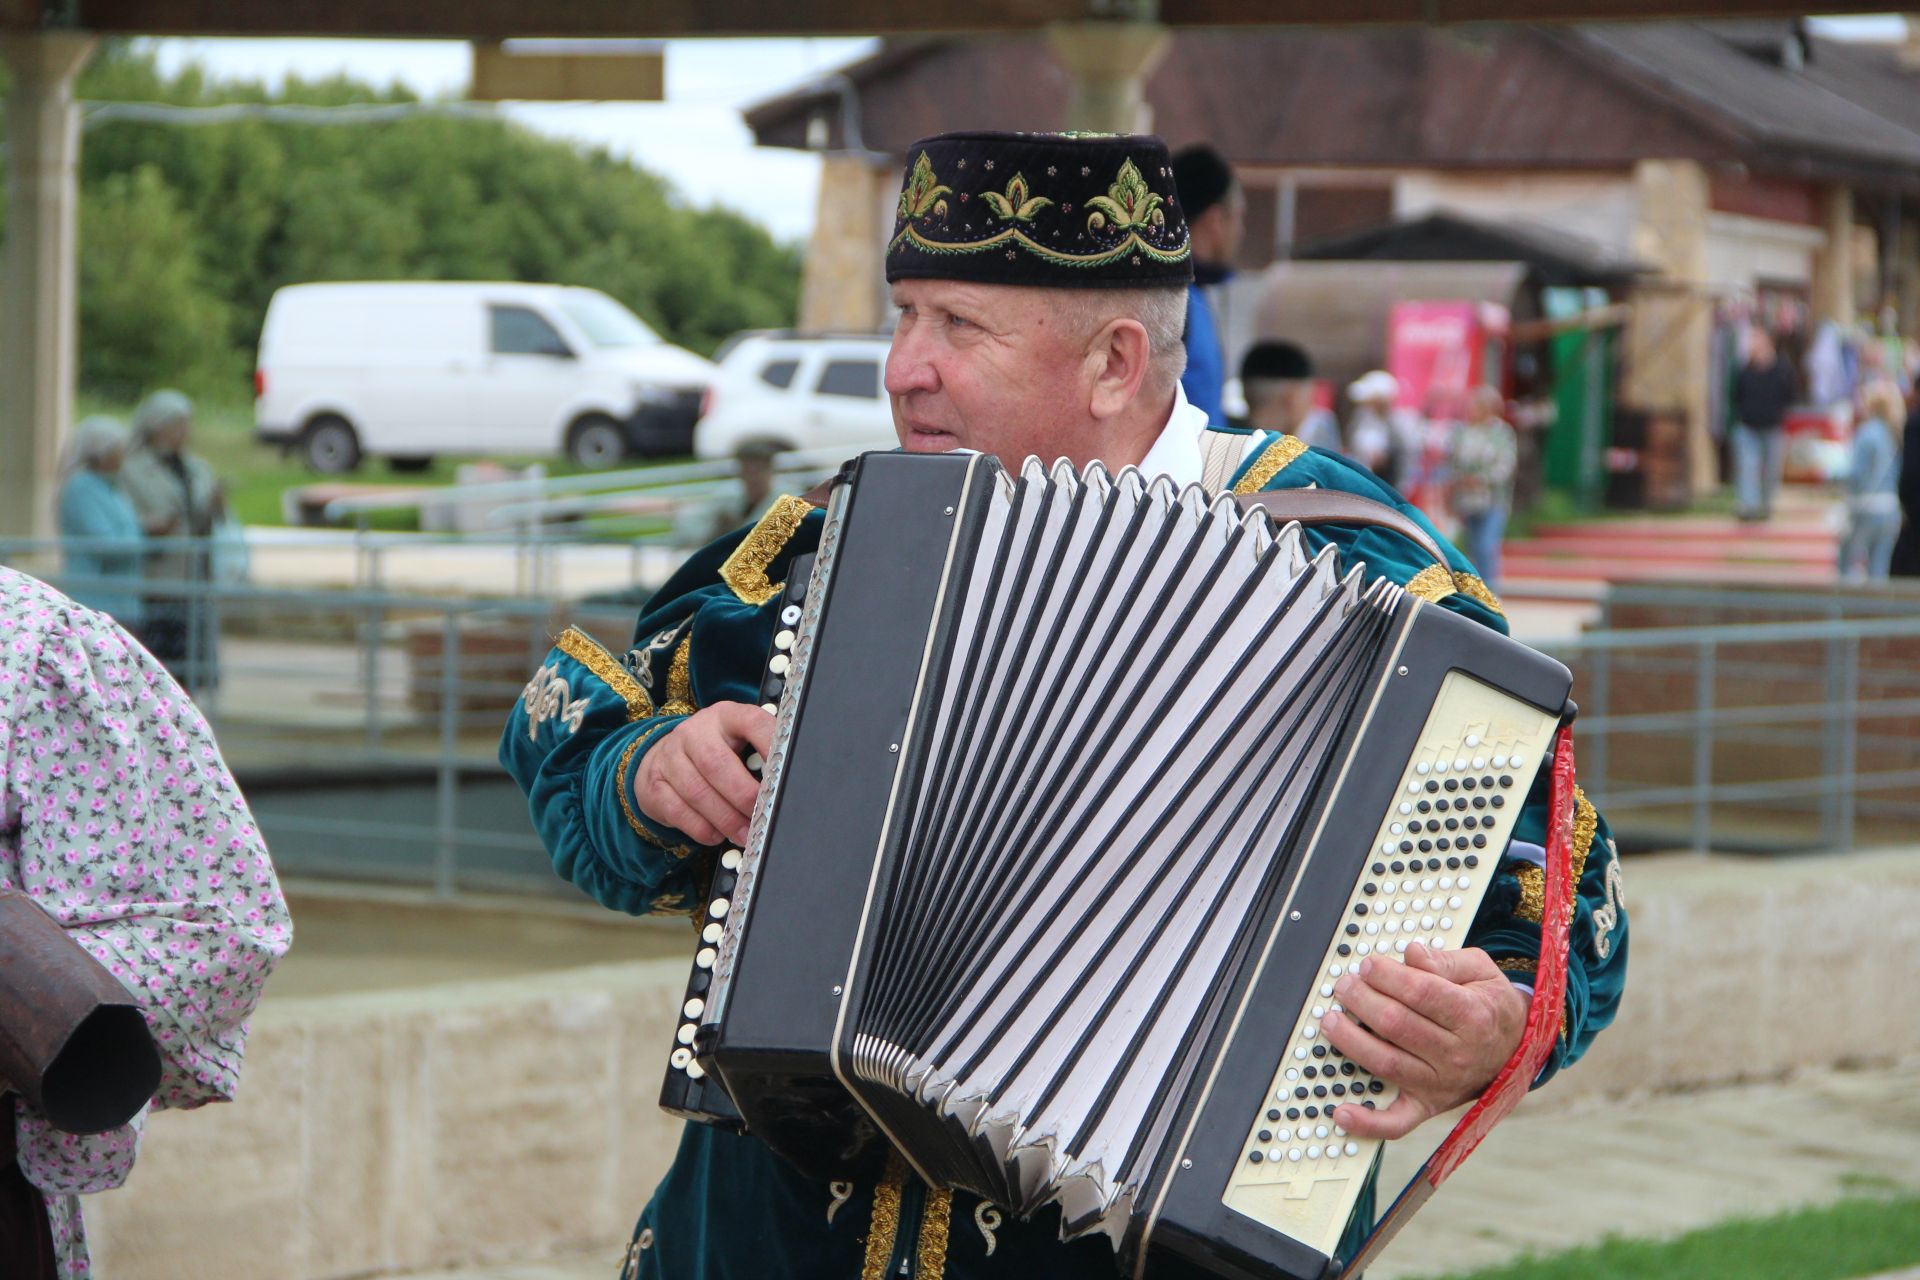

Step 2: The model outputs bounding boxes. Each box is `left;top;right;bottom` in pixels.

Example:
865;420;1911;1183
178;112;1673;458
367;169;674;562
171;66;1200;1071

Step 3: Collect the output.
886;279;1102;467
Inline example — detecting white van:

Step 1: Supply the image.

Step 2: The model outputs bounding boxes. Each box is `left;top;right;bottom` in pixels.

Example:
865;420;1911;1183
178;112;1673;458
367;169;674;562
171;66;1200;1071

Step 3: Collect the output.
254;282;715;471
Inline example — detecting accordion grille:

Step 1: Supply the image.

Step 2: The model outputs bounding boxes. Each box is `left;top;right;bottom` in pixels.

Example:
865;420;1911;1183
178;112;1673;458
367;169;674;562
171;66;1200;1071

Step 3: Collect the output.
838;459;1400;1240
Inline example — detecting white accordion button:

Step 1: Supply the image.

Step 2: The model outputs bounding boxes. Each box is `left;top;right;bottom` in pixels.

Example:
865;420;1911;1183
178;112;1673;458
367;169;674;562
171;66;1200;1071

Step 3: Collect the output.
1440;917;1454;930
1416;762;1431;775
1466;734;1481;747
670;1047;692;1069
1422;916;1436;930
696;947;717;969
761;703;778;715
702;924;723;943
1399;802;1413;815
683;998;705;1018
1345;1142;1361;1157
722;850;743;870
744;753;765;771
774;631;794;651
1308;1145;1322;1159
781;605;802;625
768;654;791;675
676;1024;696;1045
708;898;730;919
1492;755;1507;768
686;1059;706;1080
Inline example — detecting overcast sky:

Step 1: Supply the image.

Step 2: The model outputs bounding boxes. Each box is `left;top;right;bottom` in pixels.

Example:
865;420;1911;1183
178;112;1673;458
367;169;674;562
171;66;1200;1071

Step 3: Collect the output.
145;17;1908;246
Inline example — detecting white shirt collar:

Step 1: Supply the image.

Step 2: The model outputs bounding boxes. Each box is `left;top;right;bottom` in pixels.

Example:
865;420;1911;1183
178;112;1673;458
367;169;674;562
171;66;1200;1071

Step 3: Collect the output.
1135;384;1212;488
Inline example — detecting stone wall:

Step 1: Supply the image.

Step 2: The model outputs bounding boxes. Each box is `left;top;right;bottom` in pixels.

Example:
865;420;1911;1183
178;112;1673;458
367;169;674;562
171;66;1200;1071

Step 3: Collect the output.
80;849;1920;1277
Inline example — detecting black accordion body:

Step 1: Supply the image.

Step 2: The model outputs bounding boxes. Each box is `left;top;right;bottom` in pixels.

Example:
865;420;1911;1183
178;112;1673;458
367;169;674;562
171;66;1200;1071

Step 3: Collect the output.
660;451;1574;1280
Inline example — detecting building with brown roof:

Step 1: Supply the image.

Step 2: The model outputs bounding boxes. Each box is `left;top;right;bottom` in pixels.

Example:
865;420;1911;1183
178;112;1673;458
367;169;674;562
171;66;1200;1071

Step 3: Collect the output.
750;19;1920;495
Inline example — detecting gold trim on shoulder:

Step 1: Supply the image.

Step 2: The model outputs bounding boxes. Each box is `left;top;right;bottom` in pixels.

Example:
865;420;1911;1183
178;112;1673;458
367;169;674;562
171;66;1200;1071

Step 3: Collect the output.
1452;571;1507;618
617;721;690;857
719;494;813;606
917;1187;953;1280
1232;434;1308;494
664;634;696;716
1404;563;1457;604
557;627;655;720
861;1151;910;1280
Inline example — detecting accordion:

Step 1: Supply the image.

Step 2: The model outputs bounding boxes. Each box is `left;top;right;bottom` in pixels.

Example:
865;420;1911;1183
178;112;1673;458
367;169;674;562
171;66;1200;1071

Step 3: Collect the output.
660;451;1578;1280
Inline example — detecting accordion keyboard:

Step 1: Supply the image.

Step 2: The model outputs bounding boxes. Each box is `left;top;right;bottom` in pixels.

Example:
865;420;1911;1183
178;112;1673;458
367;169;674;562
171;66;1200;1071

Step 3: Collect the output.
1220;670;1560;1255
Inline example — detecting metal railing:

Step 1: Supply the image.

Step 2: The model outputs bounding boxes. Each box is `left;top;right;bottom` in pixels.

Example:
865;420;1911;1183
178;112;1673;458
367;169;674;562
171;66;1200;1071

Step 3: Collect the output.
8;538;1917;898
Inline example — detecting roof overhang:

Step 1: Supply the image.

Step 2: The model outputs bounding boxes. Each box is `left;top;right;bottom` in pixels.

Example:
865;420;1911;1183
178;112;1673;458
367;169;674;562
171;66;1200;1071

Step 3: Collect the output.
0;0;1894;38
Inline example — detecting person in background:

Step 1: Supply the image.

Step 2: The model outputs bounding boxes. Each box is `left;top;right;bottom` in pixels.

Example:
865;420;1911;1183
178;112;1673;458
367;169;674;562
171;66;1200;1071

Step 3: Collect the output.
120;390;223;692
1448;387;1519;590
1239;340;1340;453
0;567;291;1280
1892;391;1920;579
56;416;145;630
1170;144;1244;426
710;440;783;539
1345;370;1420;488
1839;381;1906;582
1729;329;1798;522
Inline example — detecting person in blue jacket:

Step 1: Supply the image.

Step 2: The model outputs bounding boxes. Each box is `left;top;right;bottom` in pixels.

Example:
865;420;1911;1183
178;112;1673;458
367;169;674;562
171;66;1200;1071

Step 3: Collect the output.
56;415;145;629
502;131;1627;1280
1171;144;1244;427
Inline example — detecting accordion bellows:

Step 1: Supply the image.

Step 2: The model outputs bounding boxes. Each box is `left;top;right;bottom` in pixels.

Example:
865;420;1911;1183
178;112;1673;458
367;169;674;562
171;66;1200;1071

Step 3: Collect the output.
672;452;1572;1280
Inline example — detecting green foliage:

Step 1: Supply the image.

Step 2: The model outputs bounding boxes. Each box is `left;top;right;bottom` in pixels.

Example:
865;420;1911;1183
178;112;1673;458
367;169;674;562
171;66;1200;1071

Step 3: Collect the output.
50;41;800;399
1415;1192;1920;1280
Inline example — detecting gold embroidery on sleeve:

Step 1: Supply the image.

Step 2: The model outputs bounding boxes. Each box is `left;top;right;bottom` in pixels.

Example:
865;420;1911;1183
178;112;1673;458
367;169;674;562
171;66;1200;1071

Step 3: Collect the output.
1495;956;1537;974
617;720;690;857
1451;571;1507;618
861;1151;909;1280
1404;563;1458;604
557;627;655;720
1231;435;1309;493
1515;864;1544;924
916;1187;953;1280
664;634;697;716
1568;786;1598;900
719;495;812;606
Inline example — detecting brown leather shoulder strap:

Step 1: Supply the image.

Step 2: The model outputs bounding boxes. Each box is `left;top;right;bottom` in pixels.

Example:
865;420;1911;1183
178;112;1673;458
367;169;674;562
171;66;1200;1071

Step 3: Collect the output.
1233;488;1451;572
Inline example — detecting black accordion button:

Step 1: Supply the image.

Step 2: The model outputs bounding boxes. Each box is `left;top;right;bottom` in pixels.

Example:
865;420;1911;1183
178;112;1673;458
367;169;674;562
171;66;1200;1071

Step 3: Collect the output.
1286;1107;1301;1120
1444;818;1459;831
1304;1106;1320;1118
1268;1108;1282;1122
1436;838;1450;851
1465;854;1481;867
1500;775;1514;788
1399;841;1414;854
1472;796;1487;810
1361;883;1376;896
1462;776;1477;791
1332;1083;1347;1096
1313;1085;1328;1098
1369;1080;1386;1093
1491;795;1506;809
1447;856;1462;869
1481;775;1496;789
1443;779;1459;792
1312;1045;1328;1058
1353;903;1368;916
1258;1129;1273;1143
1473;835;1488;848
1363;1100;1377;1110
1425;780;1439;793
1336;944;1351;956
1372;862;1386;875
1417;801;1432;814
1417;840;1432;853
1295;1087;1309;1099
1390;860;1406;873
1248;1151;1263;1164
1406;820;1422;834
1346;924;1360;936
1340;1063;1356;1075
1303;1066;1317;1078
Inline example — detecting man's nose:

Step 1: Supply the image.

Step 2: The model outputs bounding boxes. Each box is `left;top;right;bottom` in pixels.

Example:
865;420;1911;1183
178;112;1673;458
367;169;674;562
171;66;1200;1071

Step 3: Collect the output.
885;325;939;396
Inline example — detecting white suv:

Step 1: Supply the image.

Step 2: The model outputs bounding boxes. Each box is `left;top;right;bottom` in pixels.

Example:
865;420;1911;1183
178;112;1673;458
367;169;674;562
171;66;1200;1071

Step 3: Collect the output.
693;332;896;460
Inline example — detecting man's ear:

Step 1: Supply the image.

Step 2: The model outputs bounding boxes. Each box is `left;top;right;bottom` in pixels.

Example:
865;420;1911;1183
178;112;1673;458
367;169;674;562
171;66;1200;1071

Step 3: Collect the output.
1086;318;1152;421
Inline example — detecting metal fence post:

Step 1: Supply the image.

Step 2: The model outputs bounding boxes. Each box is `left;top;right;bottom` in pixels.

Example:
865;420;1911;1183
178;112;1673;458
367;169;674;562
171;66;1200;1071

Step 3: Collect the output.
1820;634;1846;847
1588;647;1610;806
1692;638;1715;854
434;608;462;898
1838;632;1860;853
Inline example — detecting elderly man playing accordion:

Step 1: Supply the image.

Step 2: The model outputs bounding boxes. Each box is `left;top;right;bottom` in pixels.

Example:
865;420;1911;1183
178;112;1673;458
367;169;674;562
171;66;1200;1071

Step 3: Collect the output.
502;131;1627;1280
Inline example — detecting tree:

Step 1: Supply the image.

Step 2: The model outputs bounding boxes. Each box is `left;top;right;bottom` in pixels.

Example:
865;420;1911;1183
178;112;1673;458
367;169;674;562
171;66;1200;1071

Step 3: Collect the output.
52;42;802;400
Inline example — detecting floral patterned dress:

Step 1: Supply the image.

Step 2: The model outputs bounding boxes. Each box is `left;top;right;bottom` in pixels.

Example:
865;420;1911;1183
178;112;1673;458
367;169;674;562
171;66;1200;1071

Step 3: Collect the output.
0;567;291;1277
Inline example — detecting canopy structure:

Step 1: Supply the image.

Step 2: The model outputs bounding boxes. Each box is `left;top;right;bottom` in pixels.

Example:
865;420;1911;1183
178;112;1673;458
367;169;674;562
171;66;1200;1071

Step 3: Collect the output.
0;2;1899;535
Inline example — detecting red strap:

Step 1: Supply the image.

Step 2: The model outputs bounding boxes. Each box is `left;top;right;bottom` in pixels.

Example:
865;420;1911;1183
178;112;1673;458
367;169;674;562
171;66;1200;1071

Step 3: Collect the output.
1339;725;1577;1274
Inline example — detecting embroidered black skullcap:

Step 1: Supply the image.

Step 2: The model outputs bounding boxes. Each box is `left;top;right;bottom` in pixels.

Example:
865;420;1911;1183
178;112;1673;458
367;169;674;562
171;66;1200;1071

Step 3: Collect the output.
885;131;1192;289
1241;340;1316;383
1172;144;1235;221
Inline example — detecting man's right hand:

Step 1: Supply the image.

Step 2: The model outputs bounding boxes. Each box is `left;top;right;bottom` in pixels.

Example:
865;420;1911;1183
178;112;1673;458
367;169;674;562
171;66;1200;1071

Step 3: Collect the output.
633;702;775;847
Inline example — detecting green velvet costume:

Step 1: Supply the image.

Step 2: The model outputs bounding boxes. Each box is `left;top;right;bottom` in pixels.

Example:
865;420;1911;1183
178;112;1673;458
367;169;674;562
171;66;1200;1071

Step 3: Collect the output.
500;430;1630;1280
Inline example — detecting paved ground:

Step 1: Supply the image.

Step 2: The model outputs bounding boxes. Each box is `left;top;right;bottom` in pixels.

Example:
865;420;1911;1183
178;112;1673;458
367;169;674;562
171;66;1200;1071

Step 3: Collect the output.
386;1057;1920;1280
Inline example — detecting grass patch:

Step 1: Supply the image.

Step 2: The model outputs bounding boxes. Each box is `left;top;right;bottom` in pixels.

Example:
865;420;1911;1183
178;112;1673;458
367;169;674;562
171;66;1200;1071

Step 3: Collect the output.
80;394;683;530
1414;1192;1920;1280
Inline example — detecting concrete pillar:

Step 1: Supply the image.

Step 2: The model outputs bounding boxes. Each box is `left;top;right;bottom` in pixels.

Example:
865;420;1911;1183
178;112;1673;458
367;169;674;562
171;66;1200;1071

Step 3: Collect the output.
1;33;96;541
1812;185;1856;328
1623;158;1716;498
1046;20;1170;135
798;152;891;335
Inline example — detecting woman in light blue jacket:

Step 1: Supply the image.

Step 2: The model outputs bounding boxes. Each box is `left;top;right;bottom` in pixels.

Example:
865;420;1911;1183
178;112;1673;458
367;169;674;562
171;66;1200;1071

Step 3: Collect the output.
56;415;145;627
1840;382;1905;581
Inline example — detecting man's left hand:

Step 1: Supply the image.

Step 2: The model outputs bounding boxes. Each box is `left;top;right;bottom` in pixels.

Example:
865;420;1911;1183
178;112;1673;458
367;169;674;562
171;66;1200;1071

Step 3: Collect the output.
1321;942;1528;1140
